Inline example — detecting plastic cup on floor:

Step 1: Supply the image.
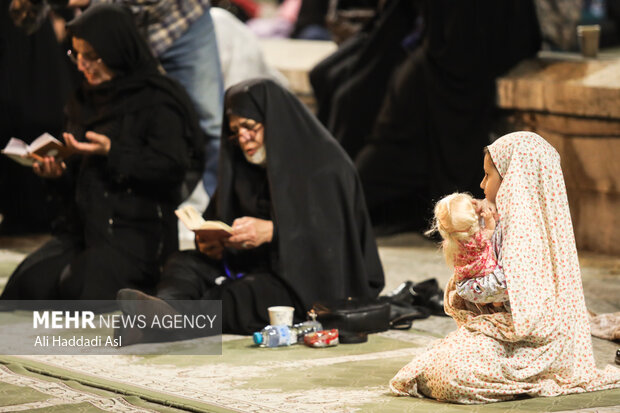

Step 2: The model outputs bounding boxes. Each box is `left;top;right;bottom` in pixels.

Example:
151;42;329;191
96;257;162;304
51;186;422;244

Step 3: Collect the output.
268;306;294;326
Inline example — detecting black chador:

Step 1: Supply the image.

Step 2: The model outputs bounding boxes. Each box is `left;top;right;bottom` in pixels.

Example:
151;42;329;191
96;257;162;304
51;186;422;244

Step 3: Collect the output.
152;79;385;334
1;5;201;301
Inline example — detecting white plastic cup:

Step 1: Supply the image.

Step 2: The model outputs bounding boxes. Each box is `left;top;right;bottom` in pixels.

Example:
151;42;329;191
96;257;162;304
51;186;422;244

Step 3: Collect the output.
268;306;294;326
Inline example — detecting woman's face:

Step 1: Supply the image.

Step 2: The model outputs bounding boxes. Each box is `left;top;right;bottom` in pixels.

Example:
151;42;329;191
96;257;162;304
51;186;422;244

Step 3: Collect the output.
228;114;266;165
71;37;114;86
480;153;502;204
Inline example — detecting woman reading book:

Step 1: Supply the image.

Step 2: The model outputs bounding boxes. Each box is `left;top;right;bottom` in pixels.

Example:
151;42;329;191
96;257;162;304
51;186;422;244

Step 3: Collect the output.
0;5;202;301
117;78;385;336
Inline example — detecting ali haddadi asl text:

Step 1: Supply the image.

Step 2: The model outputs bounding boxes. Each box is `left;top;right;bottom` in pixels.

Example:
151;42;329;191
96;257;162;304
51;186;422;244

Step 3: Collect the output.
34;335;120;347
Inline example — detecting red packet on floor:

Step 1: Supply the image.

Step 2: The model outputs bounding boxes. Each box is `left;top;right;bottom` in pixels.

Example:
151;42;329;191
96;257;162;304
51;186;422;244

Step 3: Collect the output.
303;329;339;348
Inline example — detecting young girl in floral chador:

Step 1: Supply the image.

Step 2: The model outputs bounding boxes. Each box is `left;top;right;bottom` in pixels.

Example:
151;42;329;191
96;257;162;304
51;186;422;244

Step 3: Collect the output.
390;132;620;403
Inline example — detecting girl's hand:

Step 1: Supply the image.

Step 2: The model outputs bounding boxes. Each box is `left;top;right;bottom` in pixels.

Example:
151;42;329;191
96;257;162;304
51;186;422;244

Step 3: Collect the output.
33;156;66;179
480;207;496;231
196;235;224;260
471;198;485;215
225;217;273;250
63;131;111;156
486;201;498;222
473;199;499;222
472;198;496;213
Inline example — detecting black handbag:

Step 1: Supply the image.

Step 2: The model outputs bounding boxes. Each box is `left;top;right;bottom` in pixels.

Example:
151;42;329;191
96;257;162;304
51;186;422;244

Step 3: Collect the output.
312;297;390;343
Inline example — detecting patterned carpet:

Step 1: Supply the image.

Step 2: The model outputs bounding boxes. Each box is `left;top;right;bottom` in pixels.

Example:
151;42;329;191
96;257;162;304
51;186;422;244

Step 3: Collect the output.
2;331;620;413
0;363;184;412
1;235;619;412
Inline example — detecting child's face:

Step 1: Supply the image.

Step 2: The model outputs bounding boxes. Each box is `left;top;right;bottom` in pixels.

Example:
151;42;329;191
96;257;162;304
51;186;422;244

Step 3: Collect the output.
480;153;501;204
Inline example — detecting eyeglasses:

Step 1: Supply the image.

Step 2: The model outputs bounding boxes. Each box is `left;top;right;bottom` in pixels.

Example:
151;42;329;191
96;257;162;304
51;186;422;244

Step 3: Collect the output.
228;121;263;145
67;49;102;67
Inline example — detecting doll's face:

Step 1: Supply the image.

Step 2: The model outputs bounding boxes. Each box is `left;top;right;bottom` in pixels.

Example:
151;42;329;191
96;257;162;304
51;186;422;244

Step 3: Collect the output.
480;153;501;204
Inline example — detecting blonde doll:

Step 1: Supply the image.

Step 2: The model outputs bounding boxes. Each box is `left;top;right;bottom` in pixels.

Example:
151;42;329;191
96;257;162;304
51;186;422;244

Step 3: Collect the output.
427;193;507;304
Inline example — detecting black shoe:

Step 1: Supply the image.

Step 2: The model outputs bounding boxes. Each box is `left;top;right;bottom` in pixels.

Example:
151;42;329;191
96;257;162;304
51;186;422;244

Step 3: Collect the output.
380;281;415;306
411;279;446;316
115;288;181;346
381;279;446;317
388;305;431;330
114;323;145;347
116;288;180;321
616;348;620;365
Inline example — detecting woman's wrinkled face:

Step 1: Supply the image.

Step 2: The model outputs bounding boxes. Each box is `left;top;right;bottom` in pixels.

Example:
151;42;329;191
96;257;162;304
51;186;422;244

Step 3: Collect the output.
228;114;266;165
71;37;114;86
480;153;502;204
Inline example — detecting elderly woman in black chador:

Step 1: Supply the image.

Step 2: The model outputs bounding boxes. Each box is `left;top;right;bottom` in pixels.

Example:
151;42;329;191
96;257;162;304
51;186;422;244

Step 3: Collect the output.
0;5;202;301
119;78;385;335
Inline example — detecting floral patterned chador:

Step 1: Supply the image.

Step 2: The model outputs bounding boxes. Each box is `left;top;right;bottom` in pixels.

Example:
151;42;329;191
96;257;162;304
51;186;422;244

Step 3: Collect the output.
390;132;620;403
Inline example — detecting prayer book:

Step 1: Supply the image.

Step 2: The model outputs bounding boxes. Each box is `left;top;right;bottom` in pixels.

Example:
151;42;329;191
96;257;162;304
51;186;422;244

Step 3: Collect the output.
1;133;70;167
175;205;233;242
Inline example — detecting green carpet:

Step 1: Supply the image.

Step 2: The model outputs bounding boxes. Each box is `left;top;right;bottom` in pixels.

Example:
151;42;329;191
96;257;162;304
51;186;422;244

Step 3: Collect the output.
1;245;620;412
0;363;185;412
0;331;619;413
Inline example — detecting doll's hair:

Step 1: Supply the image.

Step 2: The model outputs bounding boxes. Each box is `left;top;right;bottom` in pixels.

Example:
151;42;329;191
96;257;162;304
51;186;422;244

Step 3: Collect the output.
425;193;480;267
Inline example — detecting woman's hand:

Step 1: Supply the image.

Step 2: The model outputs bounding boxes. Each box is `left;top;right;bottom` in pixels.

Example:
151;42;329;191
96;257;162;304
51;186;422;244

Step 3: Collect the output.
63;131;111;156
33;156;66;179
196;235;224;260
225;217;273;250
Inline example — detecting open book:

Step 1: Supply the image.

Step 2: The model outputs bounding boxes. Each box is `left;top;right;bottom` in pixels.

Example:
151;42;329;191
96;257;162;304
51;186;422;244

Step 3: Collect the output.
175;205;233;242
1;133;71;167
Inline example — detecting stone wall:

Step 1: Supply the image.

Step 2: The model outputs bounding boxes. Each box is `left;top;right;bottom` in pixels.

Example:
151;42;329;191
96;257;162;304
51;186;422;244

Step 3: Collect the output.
497;55;620;255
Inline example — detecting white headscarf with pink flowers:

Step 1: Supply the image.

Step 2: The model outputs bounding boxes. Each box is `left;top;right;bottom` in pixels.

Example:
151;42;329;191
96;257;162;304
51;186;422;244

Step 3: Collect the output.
390;132;620;403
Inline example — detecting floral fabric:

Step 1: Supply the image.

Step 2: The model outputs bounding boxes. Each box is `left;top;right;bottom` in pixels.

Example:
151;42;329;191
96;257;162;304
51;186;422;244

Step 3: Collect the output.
453;231;497;282
456;222;509;304
390;131;620;403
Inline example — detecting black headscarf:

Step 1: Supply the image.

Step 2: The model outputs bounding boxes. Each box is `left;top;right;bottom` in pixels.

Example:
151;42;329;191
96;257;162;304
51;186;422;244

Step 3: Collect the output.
66;4;155;76
210;78;385;310
64;4;205;193
225;89;264;124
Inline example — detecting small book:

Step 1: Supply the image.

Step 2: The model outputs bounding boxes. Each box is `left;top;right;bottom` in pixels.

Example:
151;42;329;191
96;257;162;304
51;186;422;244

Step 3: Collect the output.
175;205;233;242
1;133;71;167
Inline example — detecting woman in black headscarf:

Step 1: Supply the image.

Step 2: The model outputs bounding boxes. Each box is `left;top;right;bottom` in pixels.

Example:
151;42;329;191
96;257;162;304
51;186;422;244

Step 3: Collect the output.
0;4;202;301
119;78;385;335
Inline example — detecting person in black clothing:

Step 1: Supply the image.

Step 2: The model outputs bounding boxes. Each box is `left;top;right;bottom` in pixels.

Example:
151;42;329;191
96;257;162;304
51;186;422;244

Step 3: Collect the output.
310;0;418;159
0;4;202;301
354;0;541;233
118;78;385;336
0;0;77;235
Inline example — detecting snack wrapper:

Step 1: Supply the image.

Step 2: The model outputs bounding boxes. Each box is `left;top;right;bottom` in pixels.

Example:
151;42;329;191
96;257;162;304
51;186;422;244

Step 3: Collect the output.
303;329;339;348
